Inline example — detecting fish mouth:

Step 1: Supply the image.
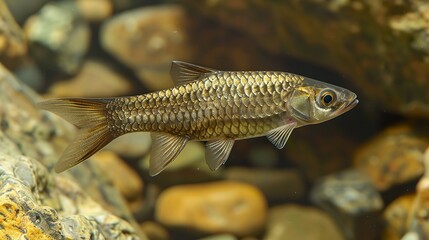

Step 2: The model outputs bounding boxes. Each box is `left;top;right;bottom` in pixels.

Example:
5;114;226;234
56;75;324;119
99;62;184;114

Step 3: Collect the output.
342;98;359;113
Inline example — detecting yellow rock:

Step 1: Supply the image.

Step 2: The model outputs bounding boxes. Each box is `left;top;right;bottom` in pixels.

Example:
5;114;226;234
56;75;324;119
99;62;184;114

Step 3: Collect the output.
383;194;415;240
354;124;428;191
49;60;133;98
264;204;344;240
0;200;53;240
76;0;113;22
140;221;170;240
155;181;267;236
93;151;144;202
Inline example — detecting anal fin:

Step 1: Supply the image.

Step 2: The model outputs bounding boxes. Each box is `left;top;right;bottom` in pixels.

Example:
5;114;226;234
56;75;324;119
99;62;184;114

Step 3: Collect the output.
150;133;188;176
266;122;297;149
205;139;235;171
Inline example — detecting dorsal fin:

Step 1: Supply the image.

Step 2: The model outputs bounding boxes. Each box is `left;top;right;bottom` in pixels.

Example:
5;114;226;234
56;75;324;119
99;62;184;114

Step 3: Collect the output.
170;61;217;86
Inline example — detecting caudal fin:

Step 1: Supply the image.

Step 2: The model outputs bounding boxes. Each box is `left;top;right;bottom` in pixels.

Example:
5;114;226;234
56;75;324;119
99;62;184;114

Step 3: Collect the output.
37;98;114;173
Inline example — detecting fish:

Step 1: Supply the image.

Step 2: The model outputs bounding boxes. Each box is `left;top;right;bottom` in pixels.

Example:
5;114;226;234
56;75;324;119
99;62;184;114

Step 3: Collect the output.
38;61;358;176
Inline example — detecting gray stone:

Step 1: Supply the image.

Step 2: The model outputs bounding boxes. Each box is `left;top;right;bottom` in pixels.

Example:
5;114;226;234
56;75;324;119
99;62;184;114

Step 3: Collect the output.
24;0;90;75
5;0;49;24
0;62;146;239
311;169;383;240
13;58;45;92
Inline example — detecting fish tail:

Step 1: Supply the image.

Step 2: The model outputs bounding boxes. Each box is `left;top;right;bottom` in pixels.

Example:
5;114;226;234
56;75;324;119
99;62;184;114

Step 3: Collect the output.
37;98;114;173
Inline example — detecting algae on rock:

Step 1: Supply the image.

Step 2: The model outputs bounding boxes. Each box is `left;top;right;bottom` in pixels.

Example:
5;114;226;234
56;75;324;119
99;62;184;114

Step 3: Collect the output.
0;63;146;239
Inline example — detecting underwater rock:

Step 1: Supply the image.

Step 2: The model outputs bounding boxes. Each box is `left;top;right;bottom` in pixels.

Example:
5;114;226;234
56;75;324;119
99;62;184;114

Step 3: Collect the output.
106;132;152;158
13;57;45;92
111;0;137;12
198;234;238;240
224;167;306;203
92;151;144;202
246;144;279;169
100;5;192;90
0;60;145;238
140;221;170;240
141;142;224;190
140;141;206;173
184;0;429;117
399;147;429;239
282;121;359;181
4;0;48;24
24;0;90;75
48;59;133;98
155;181;267;236
354;124;429;191
263;204;344;240
0;0;27;68
311;169;383;240
383;194;415;240
140;141;223;188
76;0;113;22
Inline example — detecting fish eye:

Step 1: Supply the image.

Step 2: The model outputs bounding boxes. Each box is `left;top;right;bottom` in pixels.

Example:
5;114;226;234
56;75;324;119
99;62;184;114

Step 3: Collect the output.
319;89;336;107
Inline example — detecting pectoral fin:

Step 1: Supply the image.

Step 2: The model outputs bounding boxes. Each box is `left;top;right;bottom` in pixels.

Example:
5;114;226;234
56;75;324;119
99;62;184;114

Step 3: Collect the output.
170;61;217;86
150;133;188;176
266;122;297;149
205;139;235;171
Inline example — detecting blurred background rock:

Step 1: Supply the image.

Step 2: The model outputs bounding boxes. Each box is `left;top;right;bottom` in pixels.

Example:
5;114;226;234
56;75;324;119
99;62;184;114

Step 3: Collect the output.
1;0;429;239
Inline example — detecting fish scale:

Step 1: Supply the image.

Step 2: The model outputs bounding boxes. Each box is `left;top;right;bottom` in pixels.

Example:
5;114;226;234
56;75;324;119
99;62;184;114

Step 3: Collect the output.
105;71;302;140
37;61;358;175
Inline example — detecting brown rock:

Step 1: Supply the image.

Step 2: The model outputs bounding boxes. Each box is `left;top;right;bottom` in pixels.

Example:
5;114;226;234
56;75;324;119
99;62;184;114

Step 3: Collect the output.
224;167;306;202
155;181;267;236
92;150;143;202
48;60;133;98
283;121;360;181
354;124;429;191
199;234;238;240
184;1;429;117
140;221;170;240
0;0;27;67
101;5;192;90
264;204;344;240
383;195;415;240
400;147;429;239
76;0;113;22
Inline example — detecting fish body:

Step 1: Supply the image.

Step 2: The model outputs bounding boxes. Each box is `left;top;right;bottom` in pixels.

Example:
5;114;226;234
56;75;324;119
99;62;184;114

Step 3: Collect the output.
38;61;358;175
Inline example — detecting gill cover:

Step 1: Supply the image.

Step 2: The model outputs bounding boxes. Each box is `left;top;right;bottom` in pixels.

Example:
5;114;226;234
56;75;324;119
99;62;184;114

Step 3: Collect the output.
288;89;313;122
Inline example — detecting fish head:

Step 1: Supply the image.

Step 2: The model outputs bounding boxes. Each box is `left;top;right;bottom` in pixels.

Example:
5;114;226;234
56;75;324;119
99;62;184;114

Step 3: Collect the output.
287;77;358;124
